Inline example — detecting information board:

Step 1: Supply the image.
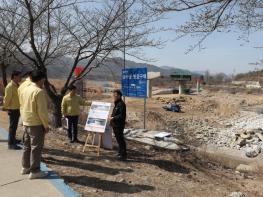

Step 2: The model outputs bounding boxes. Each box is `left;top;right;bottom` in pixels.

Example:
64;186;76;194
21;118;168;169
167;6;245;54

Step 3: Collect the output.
85;101;111;133
122;68;148;98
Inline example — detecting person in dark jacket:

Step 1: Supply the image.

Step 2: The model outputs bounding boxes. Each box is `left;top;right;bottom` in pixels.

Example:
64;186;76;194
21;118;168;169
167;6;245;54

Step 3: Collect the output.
110;89;127;160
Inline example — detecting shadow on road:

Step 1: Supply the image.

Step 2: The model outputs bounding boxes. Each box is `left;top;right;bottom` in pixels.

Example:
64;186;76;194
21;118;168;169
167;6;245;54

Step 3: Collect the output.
44;146;190;174
43;147;85;160
63;175;155;194
127;149;190;174
44;156;133;175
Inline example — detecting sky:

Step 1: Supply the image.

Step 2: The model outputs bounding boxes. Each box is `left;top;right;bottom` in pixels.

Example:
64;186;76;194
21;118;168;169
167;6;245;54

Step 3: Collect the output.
128;12;263;75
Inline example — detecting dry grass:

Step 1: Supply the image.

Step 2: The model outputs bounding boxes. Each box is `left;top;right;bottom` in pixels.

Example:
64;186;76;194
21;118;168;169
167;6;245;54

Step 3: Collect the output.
214;103;240;118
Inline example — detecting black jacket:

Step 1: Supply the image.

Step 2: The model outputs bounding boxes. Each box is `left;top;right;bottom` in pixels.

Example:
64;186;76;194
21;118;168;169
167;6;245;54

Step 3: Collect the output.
111;99;126;128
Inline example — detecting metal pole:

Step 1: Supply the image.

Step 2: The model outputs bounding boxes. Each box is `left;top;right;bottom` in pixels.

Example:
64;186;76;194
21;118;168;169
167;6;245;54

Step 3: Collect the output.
123;1;126;70
123;1;126;103
144;98;146;129
196;80;200;94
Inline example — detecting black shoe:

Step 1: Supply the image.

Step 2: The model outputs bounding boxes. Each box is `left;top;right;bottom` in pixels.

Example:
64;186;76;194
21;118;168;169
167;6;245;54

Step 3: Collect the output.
8;145;22;150
73;139;81;143
15;139;22;144
116;153;121;157
118;155;127;161
68;139;74;143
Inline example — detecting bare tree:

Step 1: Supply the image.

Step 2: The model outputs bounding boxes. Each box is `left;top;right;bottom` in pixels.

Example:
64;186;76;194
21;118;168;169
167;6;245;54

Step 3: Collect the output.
0;0;160;127
142;0;263;51
0;1;29;87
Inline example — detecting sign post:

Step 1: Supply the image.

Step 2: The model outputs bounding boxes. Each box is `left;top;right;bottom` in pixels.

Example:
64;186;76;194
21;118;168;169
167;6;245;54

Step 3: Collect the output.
122;68;148;129
144;98;146;129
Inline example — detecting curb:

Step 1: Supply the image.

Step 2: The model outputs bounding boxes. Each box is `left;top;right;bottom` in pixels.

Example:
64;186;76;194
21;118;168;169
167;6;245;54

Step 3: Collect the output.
0;125;80;197
41;163;80;197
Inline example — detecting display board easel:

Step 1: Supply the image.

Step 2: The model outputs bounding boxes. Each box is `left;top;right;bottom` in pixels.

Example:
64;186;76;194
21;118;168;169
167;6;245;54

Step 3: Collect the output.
83;131;103;156
82;101;111;156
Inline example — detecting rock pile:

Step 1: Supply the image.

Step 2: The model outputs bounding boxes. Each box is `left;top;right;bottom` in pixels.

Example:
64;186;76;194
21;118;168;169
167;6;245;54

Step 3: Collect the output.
233;129;263;157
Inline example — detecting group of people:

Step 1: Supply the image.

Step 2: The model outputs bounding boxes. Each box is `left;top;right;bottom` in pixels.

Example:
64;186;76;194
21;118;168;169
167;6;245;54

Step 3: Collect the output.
62;86;127;160
3;70;49;179
2;69;127;180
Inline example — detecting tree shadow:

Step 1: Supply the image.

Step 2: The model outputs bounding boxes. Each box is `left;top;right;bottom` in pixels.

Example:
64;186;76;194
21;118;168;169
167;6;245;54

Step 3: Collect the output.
43;156;133;175
125;148;154;158
63;175;155;194
43;147;85;160
127;149;190;174
44;145;189;174
129;158;190;174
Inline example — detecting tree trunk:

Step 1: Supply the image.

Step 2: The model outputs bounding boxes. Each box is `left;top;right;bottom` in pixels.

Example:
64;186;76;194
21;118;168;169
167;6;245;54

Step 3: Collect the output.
44;78;64;128
51;96;63;128
0;64;7;87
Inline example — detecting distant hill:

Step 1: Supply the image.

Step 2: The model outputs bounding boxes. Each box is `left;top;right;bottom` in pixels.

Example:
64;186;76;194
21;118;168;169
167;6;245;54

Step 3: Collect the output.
235;69;263;84
1;56;197;81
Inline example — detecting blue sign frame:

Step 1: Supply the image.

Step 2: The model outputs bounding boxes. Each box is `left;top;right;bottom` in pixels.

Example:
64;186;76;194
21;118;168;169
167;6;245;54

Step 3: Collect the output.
122;68;148;98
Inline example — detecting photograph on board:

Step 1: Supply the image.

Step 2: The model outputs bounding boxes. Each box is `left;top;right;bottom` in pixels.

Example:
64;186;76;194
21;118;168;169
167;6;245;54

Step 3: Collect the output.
87;118;107;127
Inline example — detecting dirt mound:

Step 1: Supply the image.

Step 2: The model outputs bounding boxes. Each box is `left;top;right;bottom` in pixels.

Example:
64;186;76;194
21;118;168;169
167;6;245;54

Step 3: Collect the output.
155;96;219;114
146;111;167;130
127;111;167;130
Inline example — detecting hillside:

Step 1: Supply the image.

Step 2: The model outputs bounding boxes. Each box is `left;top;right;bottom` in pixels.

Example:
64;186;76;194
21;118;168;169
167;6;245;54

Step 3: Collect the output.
1;57;195;81
235;69;263;83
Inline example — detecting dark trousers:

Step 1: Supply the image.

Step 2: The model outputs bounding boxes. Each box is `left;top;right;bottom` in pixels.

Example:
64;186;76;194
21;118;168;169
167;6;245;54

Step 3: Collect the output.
8;109;20;145
66;116;79;140
113;127;127;157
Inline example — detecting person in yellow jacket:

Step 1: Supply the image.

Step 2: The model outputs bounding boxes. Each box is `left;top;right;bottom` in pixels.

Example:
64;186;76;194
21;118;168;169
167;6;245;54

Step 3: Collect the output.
61;85;90;143
18;70;32;116
21;70;49;179
3;70;22;150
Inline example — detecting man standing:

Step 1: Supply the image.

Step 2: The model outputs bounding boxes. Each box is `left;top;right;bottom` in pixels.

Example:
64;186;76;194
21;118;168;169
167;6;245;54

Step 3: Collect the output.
61;85;90;143
21;70;49;179
110;90;127;161
3;71;22;150
18;70;32;113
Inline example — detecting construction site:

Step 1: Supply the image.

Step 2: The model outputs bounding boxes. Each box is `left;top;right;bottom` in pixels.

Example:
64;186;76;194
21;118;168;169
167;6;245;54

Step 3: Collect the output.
0;1;263;197
2;70;263;197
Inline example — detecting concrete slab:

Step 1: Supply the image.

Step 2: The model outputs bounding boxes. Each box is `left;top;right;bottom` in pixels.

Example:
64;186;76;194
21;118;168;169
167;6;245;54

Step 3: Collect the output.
0;141;8;151
195;144;263;169
0;179;64;197
0;124;79;197
0;145;25;185
124;129;187;150
0;142;64;197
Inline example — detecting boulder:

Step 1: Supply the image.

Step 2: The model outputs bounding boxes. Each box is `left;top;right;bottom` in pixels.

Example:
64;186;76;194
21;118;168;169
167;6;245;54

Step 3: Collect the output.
229;192;246;197
235;137;246;147
251;128;263;134
240;133;251;140
256;108;263;114
255;133;263;142
236;164;255;173
245;145;261;158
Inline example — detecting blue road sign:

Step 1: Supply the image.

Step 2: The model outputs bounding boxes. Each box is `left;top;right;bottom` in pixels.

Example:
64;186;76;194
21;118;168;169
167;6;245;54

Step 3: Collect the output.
122;68;148;98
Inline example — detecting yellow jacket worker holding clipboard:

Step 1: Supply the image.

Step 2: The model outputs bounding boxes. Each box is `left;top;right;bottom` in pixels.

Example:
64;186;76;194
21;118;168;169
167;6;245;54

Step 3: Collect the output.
61;85;90;143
